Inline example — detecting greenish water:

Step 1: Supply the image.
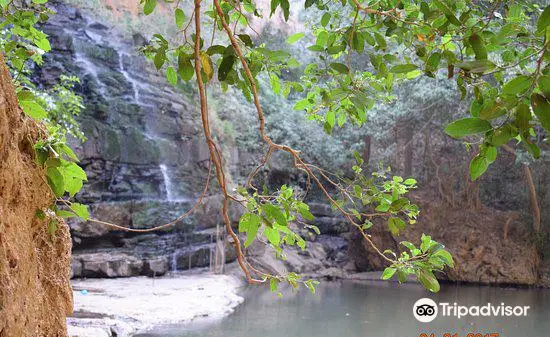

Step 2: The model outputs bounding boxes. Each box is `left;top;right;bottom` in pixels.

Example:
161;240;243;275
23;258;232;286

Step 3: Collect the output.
138;280;550;337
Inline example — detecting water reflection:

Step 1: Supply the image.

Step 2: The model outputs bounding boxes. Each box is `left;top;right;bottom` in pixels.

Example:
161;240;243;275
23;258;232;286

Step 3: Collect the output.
139;280;550;337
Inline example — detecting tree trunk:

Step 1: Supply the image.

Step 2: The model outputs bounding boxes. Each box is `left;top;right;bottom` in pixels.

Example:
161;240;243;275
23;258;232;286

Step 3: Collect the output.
363;135;371;165
502;145;541;234
403;125;413;177
0;53;73;337
524;165;541;233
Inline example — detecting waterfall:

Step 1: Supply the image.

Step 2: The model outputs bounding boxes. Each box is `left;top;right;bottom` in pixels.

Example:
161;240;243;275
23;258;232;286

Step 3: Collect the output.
171;249;179;272
159;164;174;201
118;52;144;103
73;50;105;95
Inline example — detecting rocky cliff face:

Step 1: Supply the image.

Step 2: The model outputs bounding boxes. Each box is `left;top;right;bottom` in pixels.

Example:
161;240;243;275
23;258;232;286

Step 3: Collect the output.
38;1;222;278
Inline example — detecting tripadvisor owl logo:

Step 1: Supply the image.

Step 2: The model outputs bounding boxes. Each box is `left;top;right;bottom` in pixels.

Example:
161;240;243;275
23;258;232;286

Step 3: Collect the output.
413;298;531;323
413;298;438;323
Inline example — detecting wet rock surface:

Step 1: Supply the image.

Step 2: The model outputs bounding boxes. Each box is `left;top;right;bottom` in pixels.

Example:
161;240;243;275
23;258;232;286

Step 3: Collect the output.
39;1;229;278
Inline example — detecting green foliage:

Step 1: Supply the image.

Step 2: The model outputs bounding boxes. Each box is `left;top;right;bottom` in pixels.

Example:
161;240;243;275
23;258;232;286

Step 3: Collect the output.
382;234;454;293
1;0;88;227
35;75;86;141
444;118;492;139
272;0;548;180
138;0;463;293
236;185;314;256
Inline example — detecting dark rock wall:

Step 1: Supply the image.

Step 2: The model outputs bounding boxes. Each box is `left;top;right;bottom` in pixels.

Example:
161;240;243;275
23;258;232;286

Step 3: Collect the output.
39;1;218;278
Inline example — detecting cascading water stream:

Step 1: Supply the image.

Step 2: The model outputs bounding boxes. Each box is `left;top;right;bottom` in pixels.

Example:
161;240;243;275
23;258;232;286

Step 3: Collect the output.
56;9;225;275
159;164;174;202
118;52;140;102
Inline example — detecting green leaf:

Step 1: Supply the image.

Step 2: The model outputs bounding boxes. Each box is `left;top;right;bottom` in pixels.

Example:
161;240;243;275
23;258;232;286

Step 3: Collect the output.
479;102;506;120
433;250;454;268
351;31;364;52
286;32;305;44
390;64;418;73
154;50;166;70
425;52;441;71
326;110;335;127
296;202;314;221
420;234;433;252
381;267;396;280
502;76;531;96
280;0;290;21
330;62;349;74
206;45;226;55
468;33;487;60
46;167;64;197
47;220;58;238
486;146;497;163
36;209;46;220
455;60;495;73
320;12;331;27
264;226;280;246
270;0;280;15
401;241;416;251
70;203;90;220
538;75;550;99
397;269;407;283
56;210;75;219
293;98;310;110
404;178;417;186
444;117;492;138
388;217;405;235
218;55;235;81
65;177;83;197
491;124;515;147
433;0;461;26
143;0;157;15
175;8;186;29
374;32;386;50
62;162;87;180
239;212;258;231
269;278;278;292
390;198;409;212
470;154;489;181
261;204;287;227
32;0;48;3
531;94;550;132
418;269;440;293
536;5;550;34
269;73;281;94
35;38;51;52
20;100;47;120
178;53;194;81
239;213;261;247
238;34;254;47
515;103;532;131
166;66;178;86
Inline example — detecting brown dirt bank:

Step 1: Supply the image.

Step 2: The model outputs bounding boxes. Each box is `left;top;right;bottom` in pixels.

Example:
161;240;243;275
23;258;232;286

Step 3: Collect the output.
349;191;540;286
0;54;73;337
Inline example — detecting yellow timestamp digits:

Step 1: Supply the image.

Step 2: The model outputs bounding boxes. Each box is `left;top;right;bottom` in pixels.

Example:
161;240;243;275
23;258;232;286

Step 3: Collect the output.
419;333;500;337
